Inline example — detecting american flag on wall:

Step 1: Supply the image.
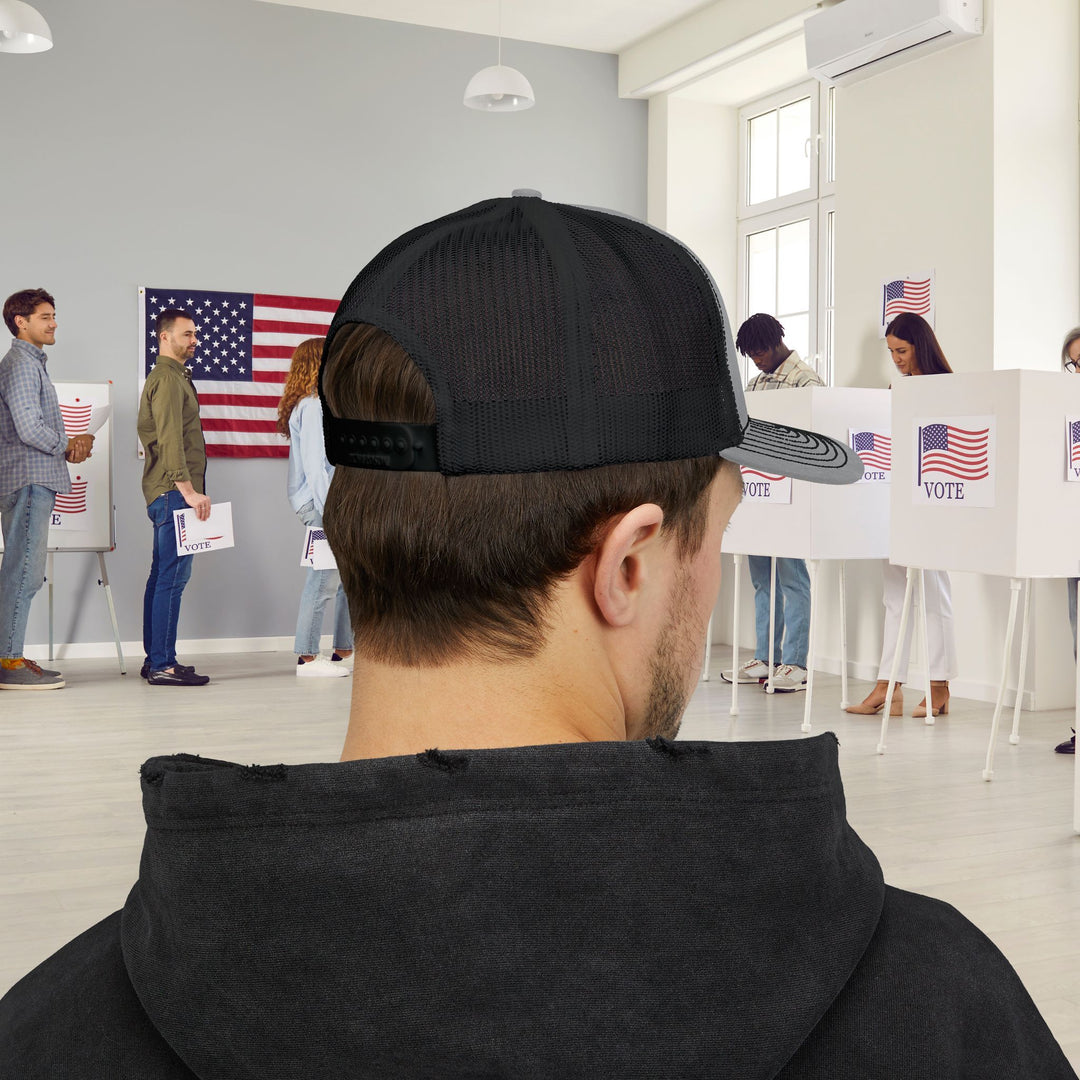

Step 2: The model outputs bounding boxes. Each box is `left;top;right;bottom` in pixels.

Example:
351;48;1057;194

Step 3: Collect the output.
851;430;892;471
1069;419;1080;467
882;275;933;324
139;288;338;459
917;423;990;484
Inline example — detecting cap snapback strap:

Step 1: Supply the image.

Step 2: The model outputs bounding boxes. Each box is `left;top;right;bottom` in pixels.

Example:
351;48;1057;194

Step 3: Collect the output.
324;416;439;471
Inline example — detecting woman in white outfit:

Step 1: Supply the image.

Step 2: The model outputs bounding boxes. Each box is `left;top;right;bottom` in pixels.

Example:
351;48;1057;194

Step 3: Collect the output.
277;338;354;677
846;313;957;718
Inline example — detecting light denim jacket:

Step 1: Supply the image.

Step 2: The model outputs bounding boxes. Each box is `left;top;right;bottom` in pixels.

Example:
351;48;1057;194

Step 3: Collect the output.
287;395;334;517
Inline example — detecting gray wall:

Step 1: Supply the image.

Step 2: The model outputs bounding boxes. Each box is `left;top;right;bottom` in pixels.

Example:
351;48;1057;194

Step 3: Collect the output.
1;0;647;653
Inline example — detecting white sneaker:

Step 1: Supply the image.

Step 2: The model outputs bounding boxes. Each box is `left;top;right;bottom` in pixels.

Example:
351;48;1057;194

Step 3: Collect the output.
720;658;774;684
296;655;349;678
771;664;808;692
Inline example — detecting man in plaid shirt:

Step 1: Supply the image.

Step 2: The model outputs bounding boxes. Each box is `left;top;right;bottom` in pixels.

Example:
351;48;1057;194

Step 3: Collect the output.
0;289;93;691
724;314;822;693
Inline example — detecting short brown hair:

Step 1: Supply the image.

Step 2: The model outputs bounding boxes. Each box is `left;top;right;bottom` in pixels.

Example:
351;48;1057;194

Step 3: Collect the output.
3;288;55;336
156;308;194;338
322;323;722;666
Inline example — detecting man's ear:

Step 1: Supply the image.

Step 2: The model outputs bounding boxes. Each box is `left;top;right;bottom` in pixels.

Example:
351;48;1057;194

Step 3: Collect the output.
592;504;665;628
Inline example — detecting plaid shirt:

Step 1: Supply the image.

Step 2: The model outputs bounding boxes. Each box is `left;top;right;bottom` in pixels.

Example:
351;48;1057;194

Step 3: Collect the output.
0;339;71;498
745;351;824;392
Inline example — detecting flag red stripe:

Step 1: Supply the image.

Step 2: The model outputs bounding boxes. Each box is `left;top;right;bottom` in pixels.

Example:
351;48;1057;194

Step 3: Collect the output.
204;443;290;459
253;371;288;383
252;319;332;336
251;345;302;359
201;419;279;433
197;394;282;408
254;293;339;313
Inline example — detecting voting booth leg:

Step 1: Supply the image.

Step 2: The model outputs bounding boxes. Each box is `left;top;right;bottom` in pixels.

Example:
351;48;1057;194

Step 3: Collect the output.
46;552;55;663
918;569;933;727
1074;645;1080;834
983;577;1023;781
702;612;712;682
765;556;777;695
730;554;743;716
838;562;849;710
801;560;819;735
878;566;916;755
97;553;126;675
1008;578;1031;746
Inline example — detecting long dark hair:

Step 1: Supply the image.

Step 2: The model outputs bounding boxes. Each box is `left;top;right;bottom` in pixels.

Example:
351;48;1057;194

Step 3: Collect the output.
885;313;952;375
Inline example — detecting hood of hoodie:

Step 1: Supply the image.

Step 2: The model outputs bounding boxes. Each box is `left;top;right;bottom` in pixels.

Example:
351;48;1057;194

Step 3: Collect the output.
121;733;883;1080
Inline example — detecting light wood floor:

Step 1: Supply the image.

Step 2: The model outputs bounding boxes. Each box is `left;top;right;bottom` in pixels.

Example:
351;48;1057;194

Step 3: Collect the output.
1;651;1078;1067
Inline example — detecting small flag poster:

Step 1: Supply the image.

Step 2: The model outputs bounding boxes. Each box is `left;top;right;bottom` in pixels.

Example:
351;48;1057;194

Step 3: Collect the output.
880;272;934;336
849;428;891;484
1066;417;1080;482
740;467;792;504
913;415;995;507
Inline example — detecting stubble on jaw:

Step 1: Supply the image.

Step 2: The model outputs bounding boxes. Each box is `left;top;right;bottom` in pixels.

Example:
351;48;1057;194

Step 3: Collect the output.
641;564;700;741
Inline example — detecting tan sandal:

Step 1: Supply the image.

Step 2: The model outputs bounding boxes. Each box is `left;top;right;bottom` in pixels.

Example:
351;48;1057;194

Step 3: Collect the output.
845;680;903;716
913;681;950;718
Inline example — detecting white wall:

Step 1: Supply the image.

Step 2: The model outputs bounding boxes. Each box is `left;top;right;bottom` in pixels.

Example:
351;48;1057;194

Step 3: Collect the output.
1;0;647;657
641;0;1080;707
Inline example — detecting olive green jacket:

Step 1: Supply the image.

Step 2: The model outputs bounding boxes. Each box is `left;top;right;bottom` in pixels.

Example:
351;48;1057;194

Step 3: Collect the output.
137;356;206;506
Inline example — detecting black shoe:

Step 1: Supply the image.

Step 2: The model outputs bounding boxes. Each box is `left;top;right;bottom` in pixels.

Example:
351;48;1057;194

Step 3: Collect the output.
141;660;195;680
1054;730;1075;755
147;667;209;686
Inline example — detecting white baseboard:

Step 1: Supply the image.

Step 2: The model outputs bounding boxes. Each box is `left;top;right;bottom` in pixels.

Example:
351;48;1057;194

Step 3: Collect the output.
23;635;336;661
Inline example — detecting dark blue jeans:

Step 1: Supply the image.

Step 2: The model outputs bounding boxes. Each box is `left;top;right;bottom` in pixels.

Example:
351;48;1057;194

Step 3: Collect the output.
143;491;194;671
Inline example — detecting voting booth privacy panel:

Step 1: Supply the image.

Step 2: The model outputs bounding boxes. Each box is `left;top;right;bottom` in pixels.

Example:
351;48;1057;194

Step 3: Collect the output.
891;370;1080;578
0;382;113;554
722;387;892;560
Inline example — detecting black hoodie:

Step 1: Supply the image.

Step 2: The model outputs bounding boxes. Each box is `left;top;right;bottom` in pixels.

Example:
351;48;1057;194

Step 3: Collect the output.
0;733;1074;1078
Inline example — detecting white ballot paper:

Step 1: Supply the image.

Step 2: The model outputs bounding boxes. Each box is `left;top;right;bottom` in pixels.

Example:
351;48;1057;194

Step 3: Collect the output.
87;405;111;435
173;501;235;555
300;525;338;570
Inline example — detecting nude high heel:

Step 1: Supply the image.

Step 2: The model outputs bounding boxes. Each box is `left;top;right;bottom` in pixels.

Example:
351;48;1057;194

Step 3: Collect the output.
845;680;903;716
913;681;950;718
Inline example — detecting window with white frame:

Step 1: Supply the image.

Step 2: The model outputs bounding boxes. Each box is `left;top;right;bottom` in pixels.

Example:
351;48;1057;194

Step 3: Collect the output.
737;82;836;385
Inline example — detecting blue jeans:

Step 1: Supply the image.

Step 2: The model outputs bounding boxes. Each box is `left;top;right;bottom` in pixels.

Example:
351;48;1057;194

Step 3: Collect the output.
0;484;55;659
295;502;353;656
747;554;810;669
143;491;194;672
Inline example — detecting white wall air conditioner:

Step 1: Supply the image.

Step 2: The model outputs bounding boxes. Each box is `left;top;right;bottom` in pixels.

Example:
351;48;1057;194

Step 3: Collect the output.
805;0;983;86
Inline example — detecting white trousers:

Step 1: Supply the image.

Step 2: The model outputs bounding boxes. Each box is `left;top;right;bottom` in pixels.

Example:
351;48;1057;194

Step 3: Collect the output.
877;562;958;683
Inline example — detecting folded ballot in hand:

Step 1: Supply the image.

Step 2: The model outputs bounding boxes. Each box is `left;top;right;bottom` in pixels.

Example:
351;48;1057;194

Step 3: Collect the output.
173;502;235;555
300;526;338;570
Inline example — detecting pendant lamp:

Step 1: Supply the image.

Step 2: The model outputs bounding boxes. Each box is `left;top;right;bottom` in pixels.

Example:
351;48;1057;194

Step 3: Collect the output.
463;0;534;112
0;0;52;53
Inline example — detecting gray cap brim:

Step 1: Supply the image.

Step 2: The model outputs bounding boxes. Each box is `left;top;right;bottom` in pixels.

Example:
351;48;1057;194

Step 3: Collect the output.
720;417;864;485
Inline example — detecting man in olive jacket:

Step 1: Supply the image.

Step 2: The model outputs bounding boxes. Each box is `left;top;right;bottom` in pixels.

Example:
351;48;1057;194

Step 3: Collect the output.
137;308;211;686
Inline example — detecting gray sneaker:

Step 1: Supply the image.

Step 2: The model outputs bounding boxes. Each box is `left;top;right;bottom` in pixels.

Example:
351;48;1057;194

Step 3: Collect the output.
720;658;774;684
0;657;65;690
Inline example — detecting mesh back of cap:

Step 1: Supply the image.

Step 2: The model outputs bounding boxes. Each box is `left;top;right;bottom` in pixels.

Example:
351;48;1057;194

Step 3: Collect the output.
328;197;742;474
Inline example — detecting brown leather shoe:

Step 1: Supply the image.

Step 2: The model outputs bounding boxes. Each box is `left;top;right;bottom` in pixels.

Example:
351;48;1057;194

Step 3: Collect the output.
913;681;949;718
845;680;903;716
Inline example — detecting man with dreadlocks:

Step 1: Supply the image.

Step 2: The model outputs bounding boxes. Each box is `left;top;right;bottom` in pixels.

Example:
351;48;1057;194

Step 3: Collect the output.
722;313;823;693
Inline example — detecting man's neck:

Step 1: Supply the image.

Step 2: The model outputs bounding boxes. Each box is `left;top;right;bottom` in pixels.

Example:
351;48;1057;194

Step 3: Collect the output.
159;352;186;365
15;335;46;353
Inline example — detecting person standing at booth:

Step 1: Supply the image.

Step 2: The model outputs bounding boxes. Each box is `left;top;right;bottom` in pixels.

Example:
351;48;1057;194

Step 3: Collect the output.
847;312;957;719
0;288;93;692
277;338;354;677
138;308;211;687
1055;326;1080;753
722;313;822;692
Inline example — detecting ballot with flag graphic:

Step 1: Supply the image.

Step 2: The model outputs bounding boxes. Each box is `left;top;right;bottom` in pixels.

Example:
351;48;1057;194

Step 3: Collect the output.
913;415;995;507
173;501;235;556
849;429;891;484
1066;417;1080;482
301;526;338;571
139;287;338;459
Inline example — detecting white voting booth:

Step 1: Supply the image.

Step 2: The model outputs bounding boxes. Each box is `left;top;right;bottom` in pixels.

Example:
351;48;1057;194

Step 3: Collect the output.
714;387;891;731
888;371;1080;829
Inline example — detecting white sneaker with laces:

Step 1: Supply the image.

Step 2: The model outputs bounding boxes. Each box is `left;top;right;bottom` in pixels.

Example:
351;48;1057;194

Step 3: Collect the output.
296;655;349;678
771;664;808;692
720;658;774;684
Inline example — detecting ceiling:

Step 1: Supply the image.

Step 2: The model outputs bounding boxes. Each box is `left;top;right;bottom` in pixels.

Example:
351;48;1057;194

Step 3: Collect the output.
252;0;723;55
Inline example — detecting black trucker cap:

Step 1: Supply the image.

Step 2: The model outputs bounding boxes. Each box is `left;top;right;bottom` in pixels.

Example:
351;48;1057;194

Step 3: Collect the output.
320;191;862;484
